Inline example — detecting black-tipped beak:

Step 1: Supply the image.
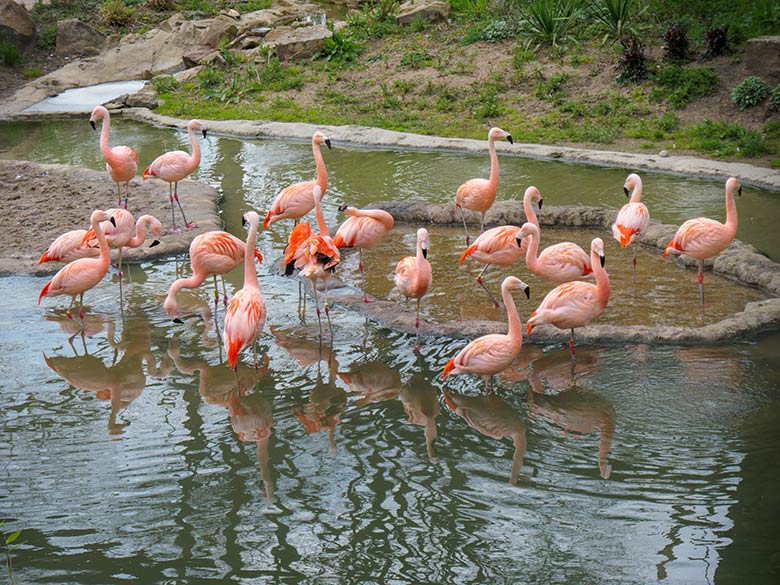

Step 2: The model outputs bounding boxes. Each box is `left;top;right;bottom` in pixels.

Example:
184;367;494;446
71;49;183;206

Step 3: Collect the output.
422;248;428;259
150;239;160;248
600;254;606;268
202;129;207;138
506;134;513;144
738;186;742;197
109;216;116;227
524;286;530;299
623;186;630;197
325;138;332;149
172;317;184;324
538;198;543;210
338;204;348;212
242;215;247;227
89;120;96;130
516;236;524;248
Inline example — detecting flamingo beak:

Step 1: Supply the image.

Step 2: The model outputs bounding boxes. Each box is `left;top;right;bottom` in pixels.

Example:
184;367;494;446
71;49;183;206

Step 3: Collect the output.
109;216;116;227
516;236;524;248
150;240;160;248
172;317;184;324
202;129;207;138
325;138;332;149
89;120;96;130
738;186;742;197
338;204;348;212
506;134;513;144
422;247;428;259
538;198;543;210
623;186;630;197
524;286;531;299
242;215;247;227
600;253;606;268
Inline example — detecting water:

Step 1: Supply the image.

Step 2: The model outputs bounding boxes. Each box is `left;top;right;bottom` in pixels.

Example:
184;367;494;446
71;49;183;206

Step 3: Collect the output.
22;81;148;113
1;119;779;584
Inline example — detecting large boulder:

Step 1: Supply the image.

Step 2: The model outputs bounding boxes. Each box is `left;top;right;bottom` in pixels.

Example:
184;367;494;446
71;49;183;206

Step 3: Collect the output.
263;23;331;60
201;14;239;48
0;0;36;50
182;45;219;68
395;0;450;26
55;19;106;57
744;36;780;85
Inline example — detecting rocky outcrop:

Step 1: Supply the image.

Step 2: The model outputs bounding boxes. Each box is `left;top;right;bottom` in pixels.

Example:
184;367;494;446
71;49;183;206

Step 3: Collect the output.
395;0;450;26
55;19;106;57
262;23;331;60
744;36;780;84
0;0;35;50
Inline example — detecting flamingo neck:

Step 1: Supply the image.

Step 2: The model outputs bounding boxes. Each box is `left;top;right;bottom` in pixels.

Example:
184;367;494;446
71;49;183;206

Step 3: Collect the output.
243;219;260;289
592;250;611;305
99;113;112;159
188;124;202;169
524;227;540;271
487;136;499;188
313;140;328;192
91;215;111;268
501;282;523;342
166;272;208;310
354;208;393;230
523;193;539;227
629;179;644;203
126;216;151;248
414;240;430;289
724;183;738;234
314;196;329;237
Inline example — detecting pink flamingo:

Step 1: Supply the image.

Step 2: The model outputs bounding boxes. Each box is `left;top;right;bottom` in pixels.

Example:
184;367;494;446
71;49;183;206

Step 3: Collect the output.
38;209;116;322
527;238;610;358
458;185;542;307
611;172;650;280
89;105;138;209
164;230;263;320
143;119;207;232
442;276;530;392
283;185;340;336
394;228;432;344
38;229;92;265
332;205;394;302
663;177;741;304
517;222;592;283
455;126;513;245
264;131;331;229
224;211;267;370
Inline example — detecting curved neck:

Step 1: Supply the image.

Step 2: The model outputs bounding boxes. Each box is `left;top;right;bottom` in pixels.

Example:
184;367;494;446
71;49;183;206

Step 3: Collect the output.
127;215;151;247
99;113;112;159
354;208;393;230
188;124;201;168
244;219;260;289
167;272;208;305
629;180;643;203
724;184;738;234
91;215;112;267
313;140;328;191
524;228;540;270
414;239;430;288
592;250;610;304
487;136;499;187
314;196;329;237
501;283;522;341
523;193;539;227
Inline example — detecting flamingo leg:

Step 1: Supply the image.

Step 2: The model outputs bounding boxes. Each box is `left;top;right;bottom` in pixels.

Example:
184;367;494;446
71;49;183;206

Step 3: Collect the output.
698;259;705;305
485;375;494;394
415;298;421;346
168;182;179;233
173;182;196;231
479;212;485;235
476;264;500;308
123;181;129;209
359;249;371;303
569;328;576;359
221;275;228;307
78;293;85;324
312;279;323;338
632;242;638;284
324;278;333;338
253;341;259;370
66;295;77;321
213;274;220;318
115;182;122;208
459;206;470;246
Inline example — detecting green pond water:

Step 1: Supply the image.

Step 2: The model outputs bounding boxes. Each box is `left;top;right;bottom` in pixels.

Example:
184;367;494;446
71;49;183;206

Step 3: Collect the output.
1;119;779;584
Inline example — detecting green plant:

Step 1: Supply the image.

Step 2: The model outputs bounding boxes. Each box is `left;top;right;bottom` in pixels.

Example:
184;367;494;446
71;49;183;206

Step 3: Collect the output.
656;111;679;133
196;65;224;90
37;25;57;51
518;0;581;46
450;0;490;20
512;39;538;70
99;0;135;27
145;0;175;8
651;65;719;108
2;522;21;585
481;19;519;42
615;36;648;83
590;0;644;40
313;24;364;65
22;67;44;78
237;0;272;10
684;119;768;157
703;24;729;59
219;41;241;68
535;72;569;101
0;39;22;67
380;82;401;108
400;46;432;68
769;84;780;112
662;24;691;63
731;76;770;110
152;74;179;93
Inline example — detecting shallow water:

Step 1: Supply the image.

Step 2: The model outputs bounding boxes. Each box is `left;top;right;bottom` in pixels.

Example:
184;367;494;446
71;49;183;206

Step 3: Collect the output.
22;81;147;113
1;119;779;584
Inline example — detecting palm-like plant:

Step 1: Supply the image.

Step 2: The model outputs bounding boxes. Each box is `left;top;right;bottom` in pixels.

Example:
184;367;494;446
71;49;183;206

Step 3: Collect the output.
590;0;645;40
518;0;582;46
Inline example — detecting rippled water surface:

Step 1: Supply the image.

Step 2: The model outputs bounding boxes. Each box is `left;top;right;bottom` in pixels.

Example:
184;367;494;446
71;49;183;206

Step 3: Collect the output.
1;119;779;584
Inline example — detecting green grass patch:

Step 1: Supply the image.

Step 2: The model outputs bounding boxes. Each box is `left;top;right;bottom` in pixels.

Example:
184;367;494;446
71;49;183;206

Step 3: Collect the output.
651;65;719;108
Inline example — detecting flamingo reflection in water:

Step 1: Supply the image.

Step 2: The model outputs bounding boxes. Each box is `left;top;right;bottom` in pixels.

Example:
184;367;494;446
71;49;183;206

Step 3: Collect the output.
338;360;402;407
227;390;276;502
443;389;527;485
400;365;440;464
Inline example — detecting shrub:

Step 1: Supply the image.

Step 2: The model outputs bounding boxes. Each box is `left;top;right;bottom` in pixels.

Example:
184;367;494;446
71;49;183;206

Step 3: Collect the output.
703;24;729;60
99;0;135;27
512;40;537;69
615;36;648;83
0;39;22;67
770;85;780;112
662;24;690;63
517;0;581;46
313;24;363;65
400;47;432;68
731;76;770;110
590;0;644;40
651;65;719;108
151;75;179;94
23;67;44;78
481;19;519;42
145;0;176;9
37;25;57;51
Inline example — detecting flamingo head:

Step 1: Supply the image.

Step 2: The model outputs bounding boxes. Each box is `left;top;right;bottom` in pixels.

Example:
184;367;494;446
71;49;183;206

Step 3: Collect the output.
517;222;539;245
149;216;164;237
624;173;641;197
502;276;531;299
726;177;741;198
417;228;429;259
524;186;542;209
337;204;357;216
189;119;207;138
163;293;180;321
592;237;606;268
242;210;261;230
313;131;332;150
89;105;107;129
489;127;513;144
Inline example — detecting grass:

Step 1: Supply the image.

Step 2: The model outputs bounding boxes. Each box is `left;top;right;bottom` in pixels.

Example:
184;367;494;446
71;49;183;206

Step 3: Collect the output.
651;65;719;108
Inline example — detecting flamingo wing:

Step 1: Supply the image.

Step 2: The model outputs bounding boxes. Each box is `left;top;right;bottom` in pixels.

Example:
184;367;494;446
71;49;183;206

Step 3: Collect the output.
539;242;592;277
143;150;192;182
265;181;316;228
39;229;94;264
665;217;730;258
456;178;494;212
452;334;519;376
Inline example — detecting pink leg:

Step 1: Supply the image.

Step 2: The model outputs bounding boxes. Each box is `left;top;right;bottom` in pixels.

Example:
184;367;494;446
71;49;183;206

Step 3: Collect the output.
169;183;179;233
698;259;705;305
476;264;499;308
174;182;197;230
569;329;576;359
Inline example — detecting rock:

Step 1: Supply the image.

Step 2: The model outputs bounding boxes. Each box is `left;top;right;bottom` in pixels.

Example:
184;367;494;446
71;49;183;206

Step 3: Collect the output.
659;150;669;157
125;84;158;108
158;12;185;33
55;19;105;57
202;14;239;48
395;0;450;26
182;45;219;68
228;28;271;50
744;36;780;84
0;0;36;50
173;65;203;83
263;23;331;60
224;8;240;19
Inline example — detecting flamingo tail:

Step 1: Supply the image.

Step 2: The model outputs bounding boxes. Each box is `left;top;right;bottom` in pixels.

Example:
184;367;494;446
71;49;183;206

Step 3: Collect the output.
142;166;155;180
662;240;681;259
617;225;634;248
38;280;52;304
442;358;456;380
458;243;478;266
263;210;275;230
527;312;538;337
254;249;263;263
226;338;242;369
38;250;51;264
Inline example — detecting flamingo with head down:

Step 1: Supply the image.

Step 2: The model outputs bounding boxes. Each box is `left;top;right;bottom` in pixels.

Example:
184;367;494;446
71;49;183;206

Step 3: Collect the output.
89;105;138;209
517;222;592;283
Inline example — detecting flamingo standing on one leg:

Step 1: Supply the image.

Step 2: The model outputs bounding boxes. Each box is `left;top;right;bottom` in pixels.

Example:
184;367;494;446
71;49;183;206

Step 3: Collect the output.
38;229;93;265
89;105;138;210
517;222;592;283
264;131;332;229
394;228;432;345
455;127;513;245
224;211;267;370
283;185;340;337
143;119;207;232
457;185;542;307
611;172;650;281
442;276;530;392
164;230;262;321
38;209;116;322
527;238;610;358
663;177;741;305
332;205;394;302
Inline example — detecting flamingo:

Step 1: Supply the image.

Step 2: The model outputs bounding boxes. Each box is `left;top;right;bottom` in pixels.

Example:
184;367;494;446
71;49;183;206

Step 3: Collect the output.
38;229;93;265
223;211;267;370
283;185;340;337
517;222;592;283
442;276;530;392
38;209;116;322
527;238;610;357
458;185;543;307
332;205;394;302
89;105;138;209
264;131;332;229
143;119;207;232
611;172;650;280
164;230;263;321
455;126;513;245
394;227;432;344
663;177;741;304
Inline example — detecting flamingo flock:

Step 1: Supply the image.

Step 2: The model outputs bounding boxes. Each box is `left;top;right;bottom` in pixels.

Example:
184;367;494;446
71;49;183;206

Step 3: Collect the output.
36;110;744;387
